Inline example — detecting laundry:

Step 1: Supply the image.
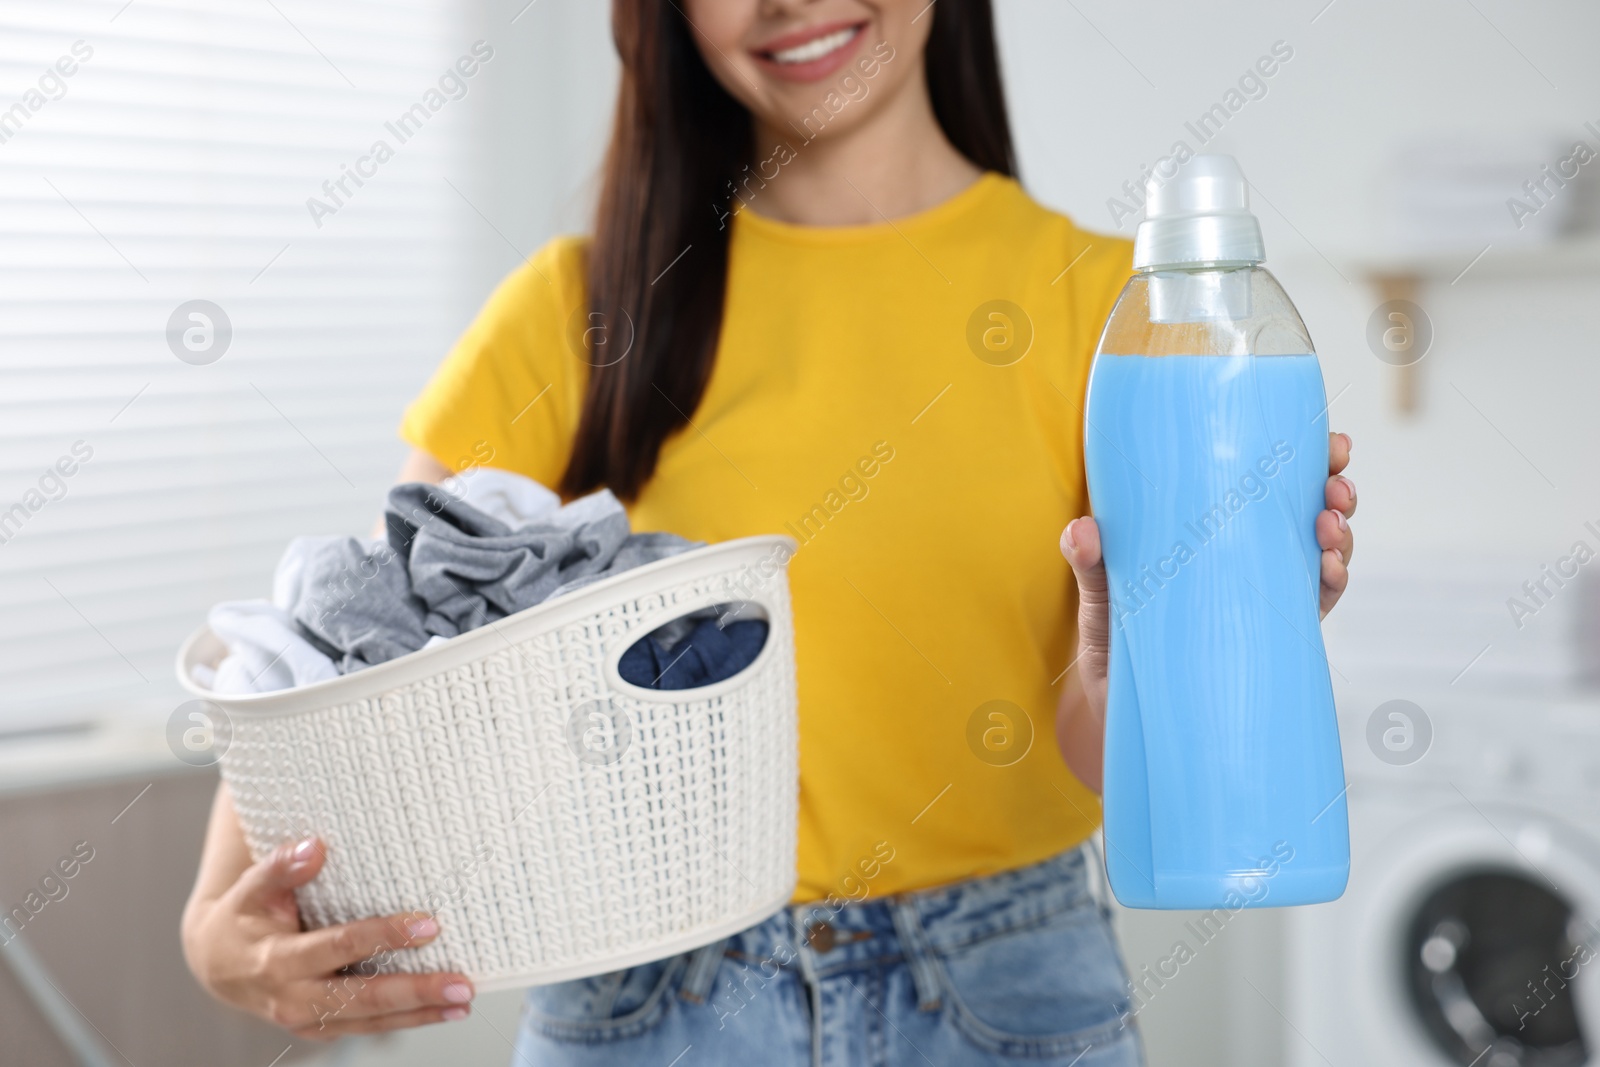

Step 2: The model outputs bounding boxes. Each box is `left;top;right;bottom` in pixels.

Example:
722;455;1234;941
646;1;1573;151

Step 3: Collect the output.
199;600;340;695
385;484;698;640
617;615;769;690
437;466;561;528
279;534;431;672
198;472;708;693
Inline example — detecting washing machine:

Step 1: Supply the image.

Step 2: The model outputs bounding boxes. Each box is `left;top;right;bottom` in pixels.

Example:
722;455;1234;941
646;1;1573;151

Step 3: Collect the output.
1285;686;1600;1067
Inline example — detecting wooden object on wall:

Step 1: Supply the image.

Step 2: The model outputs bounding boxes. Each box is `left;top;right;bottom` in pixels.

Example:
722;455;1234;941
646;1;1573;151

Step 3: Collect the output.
1368;271;1423;415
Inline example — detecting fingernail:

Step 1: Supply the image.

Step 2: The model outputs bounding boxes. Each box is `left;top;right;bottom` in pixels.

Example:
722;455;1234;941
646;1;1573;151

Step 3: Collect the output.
1340;433;1353;452
442;982;474;1004
289;839;317;866
1063;519;1079;552
443;1006;469;1021
1335;510;1349;532
407;917;439;940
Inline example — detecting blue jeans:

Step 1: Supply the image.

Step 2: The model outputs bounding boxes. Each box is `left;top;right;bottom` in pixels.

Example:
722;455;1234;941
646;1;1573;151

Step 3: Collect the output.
512;847;1144;1066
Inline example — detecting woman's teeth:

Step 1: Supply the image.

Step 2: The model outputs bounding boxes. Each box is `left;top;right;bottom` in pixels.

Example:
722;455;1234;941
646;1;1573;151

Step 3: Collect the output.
768;26;860;65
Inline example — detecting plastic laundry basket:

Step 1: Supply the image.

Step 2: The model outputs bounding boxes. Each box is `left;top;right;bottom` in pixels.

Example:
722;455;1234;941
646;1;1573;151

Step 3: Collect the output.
176;535;799;990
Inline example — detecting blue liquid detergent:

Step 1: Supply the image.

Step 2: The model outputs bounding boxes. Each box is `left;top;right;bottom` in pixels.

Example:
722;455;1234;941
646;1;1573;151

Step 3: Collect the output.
1084;353;1349;909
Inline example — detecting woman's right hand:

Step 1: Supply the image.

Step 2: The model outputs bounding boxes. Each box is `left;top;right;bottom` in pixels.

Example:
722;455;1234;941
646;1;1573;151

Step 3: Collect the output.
181;833;476;1040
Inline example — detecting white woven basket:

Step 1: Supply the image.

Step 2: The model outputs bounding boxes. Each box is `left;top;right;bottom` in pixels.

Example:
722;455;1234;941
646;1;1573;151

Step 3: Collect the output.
176;535;798;991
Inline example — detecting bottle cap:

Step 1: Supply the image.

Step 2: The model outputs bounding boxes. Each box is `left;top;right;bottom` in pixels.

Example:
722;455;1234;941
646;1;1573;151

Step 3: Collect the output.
1132;154;1266;271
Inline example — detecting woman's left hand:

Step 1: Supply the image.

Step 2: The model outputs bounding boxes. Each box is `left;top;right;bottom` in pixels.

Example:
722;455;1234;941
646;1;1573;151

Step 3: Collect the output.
1054;432;1356;791
1315;432;1356;618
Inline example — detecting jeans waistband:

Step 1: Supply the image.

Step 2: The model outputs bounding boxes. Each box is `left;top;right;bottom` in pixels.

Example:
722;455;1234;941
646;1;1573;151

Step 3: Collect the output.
723;846;1096;982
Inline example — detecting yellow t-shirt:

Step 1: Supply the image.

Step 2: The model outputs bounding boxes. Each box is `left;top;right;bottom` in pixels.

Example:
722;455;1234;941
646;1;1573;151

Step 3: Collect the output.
401;173;1133;901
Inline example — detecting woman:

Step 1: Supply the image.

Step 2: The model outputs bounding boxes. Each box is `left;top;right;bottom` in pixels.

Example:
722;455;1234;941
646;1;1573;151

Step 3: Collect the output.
182;1;1357;1063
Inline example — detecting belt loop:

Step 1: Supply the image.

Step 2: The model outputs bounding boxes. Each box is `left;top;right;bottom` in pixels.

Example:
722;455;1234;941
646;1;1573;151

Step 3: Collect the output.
678;938;727;1004
888;896;943;1013
1083;834;1113;919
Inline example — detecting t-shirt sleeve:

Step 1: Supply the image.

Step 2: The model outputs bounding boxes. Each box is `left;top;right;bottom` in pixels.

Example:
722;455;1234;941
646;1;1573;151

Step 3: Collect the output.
1068;231;1135;369
1058;228;1134;507
398;236;590;488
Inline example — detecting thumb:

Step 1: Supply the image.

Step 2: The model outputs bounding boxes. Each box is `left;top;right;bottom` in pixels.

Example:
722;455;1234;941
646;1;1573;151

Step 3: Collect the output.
1060;517;1110;685
231;837;325;914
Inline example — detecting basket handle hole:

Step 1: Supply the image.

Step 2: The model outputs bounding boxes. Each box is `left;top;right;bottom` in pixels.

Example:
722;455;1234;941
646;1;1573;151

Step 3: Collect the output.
617;601;769;691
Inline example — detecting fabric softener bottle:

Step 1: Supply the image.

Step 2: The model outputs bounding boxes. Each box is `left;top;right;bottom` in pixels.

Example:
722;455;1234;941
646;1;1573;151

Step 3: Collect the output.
1084;155;1349;909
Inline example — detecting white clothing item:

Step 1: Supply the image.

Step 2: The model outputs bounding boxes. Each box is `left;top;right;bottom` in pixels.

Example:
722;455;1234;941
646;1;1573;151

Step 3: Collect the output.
202;599;340;694
270;532;343;611
438;467;561;529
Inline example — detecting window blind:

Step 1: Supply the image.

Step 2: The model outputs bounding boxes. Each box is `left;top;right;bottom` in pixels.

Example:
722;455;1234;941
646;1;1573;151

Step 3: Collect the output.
0;0;476;734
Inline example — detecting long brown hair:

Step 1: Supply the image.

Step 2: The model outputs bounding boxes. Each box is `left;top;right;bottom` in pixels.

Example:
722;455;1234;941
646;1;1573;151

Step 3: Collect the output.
561;0;1016;500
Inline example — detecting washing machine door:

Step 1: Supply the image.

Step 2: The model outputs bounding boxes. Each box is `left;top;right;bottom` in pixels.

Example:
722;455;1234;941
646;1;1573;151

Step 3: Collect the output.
1355;804;1600;1067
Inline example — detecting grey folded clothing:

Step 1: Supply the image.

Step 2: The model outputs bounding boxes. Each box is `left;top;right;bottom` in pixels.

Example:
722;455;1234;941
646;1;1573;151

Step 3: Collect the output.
283;484;700;673
389;485;618;638
280;535;430;672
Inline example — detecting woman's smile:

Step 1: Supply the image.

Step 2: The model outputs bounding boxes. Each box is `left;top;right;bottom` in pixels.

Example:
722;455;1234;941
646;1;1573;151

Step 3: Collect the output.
750;19;869;82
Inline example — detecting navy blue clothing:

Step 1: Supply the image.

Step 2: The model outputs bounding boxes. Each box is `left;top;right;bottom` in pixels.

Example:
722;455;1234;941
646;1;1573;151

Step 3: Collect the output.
617;619;768;690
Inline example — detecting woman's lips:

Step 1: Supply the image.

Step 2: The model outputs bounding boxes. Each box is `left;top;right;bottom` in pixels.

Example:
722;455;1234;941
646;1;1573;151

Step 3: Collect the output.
750;21;868;83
